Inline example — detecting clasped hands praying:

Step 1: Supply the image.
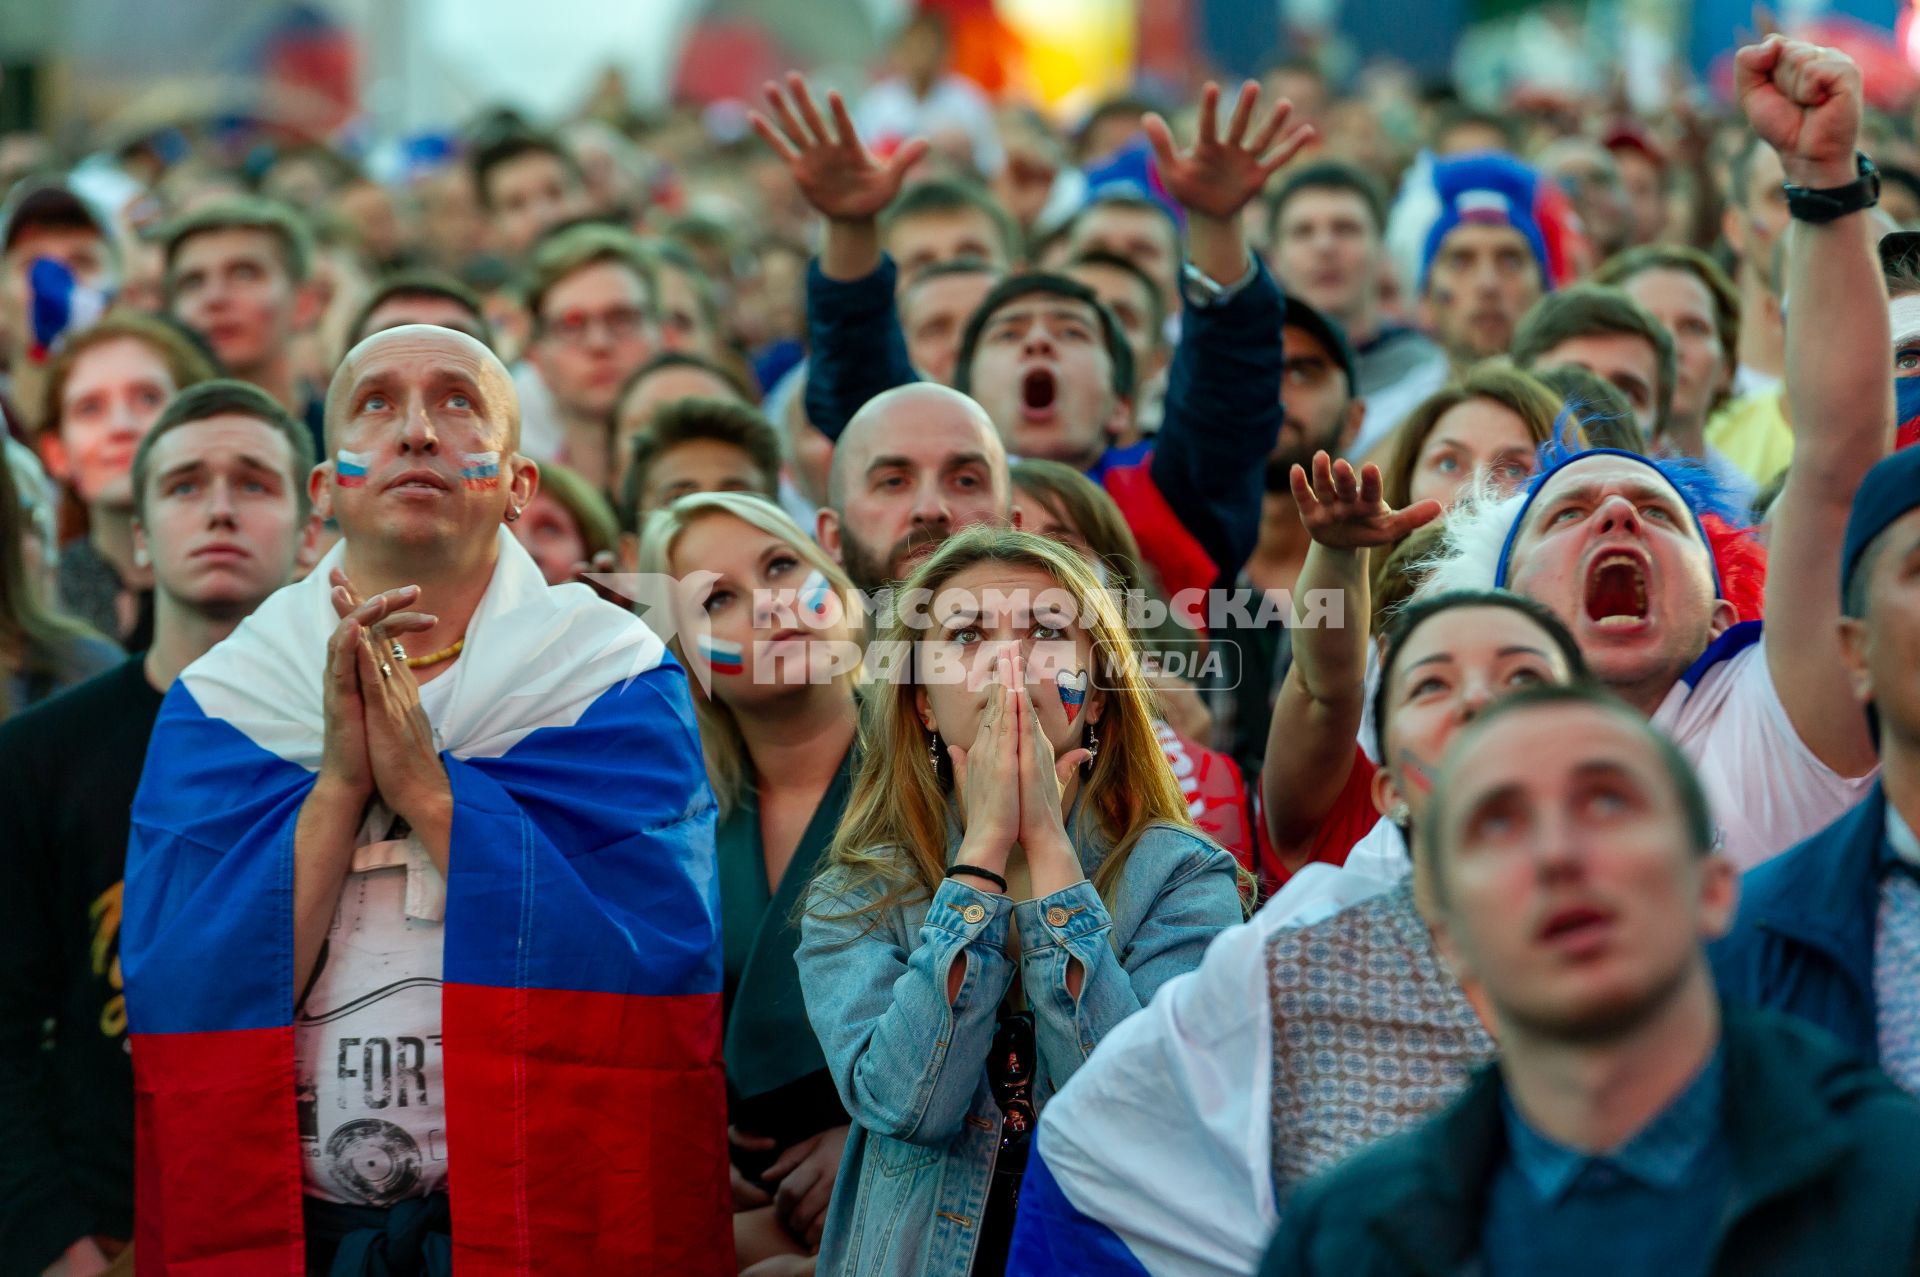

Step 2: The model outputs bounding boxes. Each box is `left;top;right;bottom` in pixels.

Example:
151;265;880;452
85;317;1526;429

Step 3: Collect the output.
316;567;451;833
947;648;1092;898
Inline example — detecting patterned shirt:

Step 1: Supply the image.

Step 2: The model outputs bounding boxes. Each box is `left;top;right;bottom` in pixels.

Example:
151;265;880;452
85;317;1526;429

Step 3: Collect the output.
1266;881;1494;1200
1875;808;1920;1095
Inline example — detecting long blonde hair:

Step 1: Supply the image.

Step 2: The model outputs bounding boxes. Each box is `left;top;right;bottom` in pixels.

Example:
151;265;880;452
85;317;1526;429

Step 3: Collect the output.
638;491;861;816
822;526;1194;921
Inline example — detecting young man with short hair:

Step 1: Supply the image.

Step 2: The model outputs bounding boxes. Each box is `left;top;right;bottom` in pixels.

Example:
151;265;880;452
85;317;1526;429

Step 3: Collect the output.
1267;162;1445;441
523;223;661;492
470;131;590;263
621;396;782;526
162;196;326;446
900;256;1004;387
1264;684;1920;1277
879;177;1022;278
1510;284;1677;443
1063;192;1182;314
0;379;315;1277
346;270;493;349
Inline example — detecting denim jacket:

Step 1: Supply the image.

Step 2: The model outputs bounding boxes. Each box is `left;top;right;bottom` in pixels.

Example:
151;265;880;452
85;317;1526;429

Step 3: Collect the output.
796;820;1243;1277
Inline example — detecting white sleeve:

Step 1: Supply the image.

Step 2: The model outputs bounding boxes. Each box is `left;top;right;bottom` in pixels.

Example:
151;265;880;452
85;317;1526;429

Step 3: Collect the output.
1035;910;1285;1277
1676;640;1877;869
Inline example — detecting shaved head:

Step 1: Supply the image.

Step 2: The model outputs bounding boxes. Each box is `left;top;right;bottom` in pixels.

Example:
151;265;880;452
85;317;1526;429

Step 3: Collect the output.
832;383;1006;507
823;383;1009;590
326;324;520;451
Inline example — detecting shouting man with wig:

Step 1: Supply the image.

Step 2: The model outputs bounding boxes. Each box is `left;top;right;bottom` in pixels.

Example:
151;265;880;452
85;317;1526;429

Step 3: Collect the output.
1417;36;1886;870
122;325;730;1273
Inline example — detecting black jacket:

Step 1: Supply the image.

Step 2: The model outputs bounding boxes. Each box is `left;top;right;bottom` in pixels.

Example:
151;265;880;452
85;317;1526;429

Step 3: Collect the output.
1260;1007;1920;1276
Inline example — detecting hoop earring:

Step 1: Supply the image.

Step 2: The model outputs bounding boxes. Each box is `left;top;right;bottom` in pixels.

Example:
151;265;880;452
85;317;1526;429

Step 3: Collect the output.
1082;720;1098;774
505;505;522;524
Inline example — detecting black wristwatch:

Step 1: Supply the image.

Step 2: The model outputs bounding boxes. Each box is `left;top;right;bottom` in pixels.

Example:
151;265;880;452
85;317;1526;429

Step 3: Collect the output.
1784;152;1880;224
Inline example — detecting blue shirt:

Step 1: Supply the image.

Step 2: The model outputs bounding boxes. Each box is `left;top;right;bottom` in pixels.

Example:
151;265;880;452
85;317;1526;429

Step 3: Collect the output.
1483;1047;1732;1277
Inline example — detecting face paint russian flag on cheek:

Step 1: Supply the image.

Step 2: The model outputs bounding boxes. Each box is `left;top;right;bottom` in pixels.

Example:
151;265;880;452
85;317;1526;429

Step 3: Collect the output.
699;635;745;677
335;450;373;488
1056;668;1089;724
459;451;502;491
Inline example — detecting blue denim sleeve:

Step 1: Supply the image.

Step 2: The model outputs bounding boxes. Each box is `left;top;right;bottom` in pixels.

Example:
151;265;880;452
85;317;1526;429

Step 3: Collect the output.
803;254;918;442
1012;832;1242;1091
1148;259;1286;585
797;874;1014;1145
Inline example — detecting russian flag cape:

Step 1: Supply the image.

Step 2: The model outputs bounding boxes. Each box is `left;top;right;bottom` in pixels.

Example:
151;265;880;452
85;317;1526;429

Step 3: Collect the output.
123;529;730;1275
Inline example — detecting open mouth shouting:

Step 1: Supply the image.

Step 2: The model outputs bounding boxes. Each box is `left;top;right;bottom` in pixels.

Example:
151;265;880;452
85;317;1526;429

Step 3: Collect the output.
1584;550;1650;629
1020;366;1058;423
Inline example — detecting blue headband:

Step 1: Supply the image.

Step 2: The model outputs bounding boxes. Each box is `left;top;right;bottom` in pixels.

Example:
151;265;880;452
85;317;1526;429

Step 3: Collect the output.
1491;446;1739;597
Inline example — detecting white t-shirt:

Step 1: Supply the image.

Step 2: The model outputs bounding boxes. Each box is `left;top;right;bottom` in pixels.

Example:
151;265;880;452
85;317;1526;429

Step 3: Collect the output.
1650;627;1875;870
294;840;448;1206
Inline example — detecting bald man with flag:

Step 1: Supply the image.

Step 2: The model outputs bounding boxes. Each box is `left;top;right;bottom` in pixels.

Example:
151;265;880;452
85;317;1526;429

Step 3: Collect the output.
122;326;730;1275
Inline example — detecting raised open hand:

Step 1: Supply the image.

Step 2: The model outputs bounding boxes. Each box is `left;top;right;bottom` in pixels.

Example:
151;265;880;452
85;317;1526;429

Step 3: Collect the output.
1290;451;1442;551
1142;81;1316;222
1735;35;1862;188
750;73;930;223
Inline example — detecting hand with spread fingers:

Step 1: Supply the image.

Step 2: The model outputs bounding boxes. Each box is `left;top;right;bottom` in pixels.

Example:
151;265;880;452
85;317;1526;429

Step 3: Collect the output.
1142;81;1316;223
1290;451;1443;552
328;569;449;833
750;73;929;224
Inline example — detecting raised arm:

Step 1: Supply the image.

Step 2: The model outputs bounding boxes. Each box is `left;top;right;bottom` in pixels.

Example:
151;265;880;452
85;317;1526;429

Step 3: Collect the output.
1261;454;1440;861
1741;36;1888;778
753;74;927;440
1143;83;1313;583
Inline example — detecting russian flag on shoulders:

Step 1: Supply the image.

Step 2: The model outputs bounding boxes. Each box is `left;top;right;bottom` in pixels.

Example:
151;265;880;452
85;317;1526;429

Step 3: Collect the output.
122;529;732;1275
1006;910;1298;1277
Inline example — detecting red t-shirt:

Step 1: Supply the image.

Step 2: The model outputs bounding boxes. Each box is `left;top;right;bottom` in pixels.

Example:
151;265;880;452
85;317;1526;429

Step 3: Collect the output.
1256;745;1380;893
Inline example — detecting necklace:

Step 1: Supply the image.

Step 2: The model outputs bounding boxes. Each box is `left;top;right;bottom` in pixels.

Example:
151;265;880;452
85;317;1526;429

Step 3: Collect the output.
405;637;465;669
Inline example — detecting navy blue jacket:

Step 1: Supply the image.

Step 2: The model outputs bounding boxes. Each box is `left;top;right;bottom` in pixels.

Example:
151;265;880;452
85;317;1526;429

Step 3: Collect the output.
803;254;1285;588
1711;784;1891;1063
1260;1008;1920;1277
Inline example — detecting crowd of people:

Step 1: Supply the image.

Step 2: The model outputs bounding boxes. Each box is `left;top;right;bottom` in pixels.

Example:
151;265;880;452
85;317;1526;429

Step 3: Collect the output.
3;9;1920;1276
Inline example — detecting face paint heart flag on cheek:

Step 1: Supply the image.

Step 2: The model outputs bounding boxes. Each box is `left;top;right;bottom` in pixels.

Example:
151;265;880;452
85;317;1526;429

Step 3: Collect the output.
799;569;834;622
1056;668;1088;724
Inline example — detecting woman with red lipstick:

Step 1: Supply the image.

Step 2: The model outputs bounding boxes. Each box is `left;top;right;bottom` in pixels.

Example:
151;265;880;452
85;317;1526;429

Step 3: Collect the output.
640;491;863;1276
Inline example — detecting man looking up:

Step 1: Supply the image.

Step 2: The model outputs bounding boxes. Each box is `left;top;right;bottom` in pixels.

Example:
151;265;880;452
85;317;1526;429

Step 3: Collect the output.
0;380;314;1277
163;197;327;447
760;75;1305;596
1265;686;1920;1276
121;326;729;1272
1510;285;1676;445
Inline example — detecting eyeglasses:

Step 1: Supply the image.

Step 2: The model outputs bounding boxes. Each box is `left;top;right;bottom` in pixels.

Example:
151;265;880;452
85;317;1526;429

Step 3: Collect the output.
539;305;652;346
